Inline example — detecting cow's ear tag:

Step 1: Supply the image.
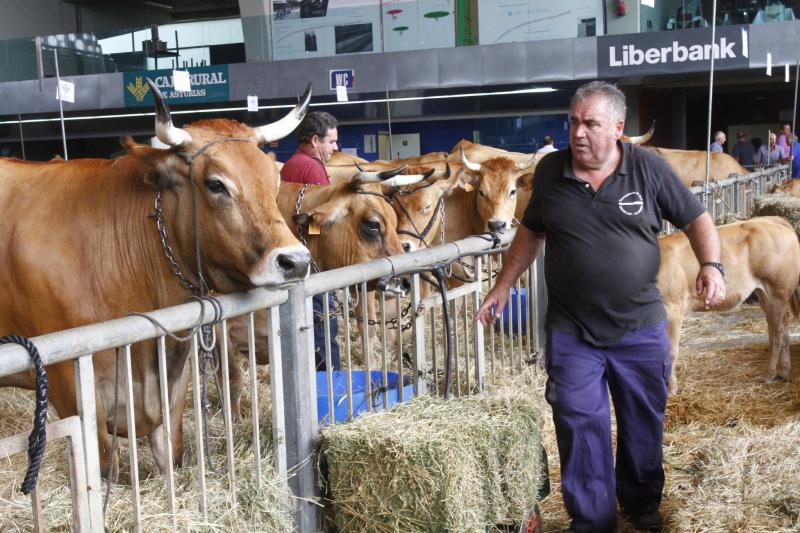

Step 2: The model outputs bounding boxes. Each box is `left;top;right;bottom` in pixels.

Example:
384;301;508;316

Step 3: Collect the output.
308;222;321;235
463;183;474;192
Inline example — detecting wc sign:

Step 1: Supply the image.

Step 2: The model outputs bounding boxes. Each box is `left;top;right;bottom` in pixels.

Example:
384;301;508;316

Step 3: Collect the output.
329;69;355;91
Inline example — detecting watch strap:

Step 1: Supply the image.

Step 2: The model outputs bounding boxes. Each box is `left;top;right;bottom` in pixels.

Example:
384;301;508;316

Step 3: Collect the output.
701;261;724;276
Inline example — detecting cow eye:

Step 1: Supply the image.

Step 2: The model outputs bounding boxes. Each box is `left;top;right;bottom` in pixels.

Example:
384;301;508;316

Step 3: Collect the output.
206;179;229;195
478;190;486;197
510;189;517;197
364;219;381;233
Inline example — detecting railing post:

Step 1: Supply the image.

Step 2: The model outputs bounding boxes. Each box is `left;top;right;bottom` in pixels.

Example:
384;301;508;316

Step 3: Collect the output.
279;283;319;533
471;256;485;393
534;250;547;356
73;354;104;531
410;273;427;396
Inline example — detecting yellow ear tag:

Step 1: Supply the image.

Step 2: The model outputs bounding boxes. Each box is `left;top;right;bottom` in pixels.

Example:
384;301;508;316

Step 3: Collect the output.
308;222;321;235
463;183;474;192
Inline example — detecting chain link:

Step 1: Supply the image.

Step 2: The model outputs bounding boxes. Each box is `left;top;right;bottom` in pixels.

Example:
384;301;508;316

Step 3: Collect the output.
151;190;200;294
293;183;322;273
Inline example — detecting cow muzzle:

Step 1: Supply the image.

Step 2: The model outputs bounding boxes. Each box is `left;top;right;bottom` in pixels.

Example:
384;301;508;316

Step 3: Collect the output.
487;219;508;232
251;244;312;286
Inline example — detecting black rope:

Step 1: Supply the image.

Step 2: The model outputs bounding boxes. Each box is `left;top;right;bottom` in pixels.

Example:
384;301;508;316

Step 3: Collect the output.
0;335;48;495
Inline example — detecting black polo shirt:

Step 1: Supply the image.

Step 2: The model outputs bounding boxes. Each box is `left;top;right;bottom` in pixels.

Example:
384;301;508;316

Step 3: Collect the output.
522;142;705;347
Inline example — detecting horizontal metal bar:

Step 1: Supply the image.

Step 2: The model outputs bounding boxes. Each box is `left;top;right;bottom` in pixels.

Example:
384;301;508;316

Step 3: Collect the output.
303;231;515;296
688;165;787;193
420;280;482;308
0;288;288;377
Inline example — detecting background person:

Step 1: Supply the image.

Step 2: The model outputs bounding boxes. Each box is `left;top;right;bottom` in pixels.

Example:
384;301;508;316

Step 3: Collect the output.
755;132;782;165
791;138;800;178
280;111;341;371
732;131;755;168
281;110;339;185
537;135;558;155
476;81;725;533
710;130;726;153
777;121;792;159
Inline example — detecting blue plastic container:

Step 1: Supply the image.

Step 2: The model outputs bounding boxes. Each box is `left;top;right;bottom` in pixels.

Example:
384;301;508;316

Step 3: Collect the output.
500;287;527;335
317;370;414;424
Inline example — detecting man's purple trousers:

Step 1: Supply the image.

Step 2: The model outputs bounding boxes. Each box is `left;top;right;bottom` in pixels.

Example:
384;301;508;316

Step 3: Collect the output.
545;321;671;533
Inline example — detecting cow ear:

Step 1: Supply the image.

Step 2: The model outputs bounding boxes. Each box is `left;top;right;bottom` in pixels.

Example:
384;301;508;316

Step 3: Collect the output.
121;136;187;190
433;175;456;195
307;197;348;226
292;213;312;226
516;172;534;189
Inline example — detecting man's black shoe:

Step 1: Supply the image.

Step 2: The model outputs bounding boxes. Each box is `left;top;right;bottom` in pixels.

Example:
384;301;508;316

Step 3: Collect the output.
630;510;664;532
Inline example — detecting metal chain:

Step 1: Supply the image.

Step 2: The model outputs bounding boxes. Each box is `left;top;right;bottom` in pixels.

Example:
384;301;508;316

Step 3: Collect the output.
295;184;310;247
151;190;200;294
439;197;446;245
293;184;321;273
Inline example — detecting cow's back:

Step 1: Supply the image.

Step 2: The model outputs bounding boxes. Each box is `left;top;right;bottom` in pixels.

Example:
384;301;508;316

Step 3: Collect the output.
658;216;800;312
651;147;748;187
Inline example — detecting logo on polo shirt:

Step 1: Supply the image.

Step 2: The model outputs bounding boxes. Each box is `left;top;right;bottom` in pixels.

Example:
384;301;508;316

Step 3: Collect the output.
618;192;643;215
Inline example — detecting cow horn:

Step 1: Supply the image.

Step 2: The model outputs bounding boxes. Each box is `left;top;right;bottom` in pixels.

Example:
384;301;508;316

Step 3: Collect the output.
352;164;409;184
460;147;481;172
147;78;192;147
622;120;655;145
254;83;313;144
382;173;429;188
515;154;537;170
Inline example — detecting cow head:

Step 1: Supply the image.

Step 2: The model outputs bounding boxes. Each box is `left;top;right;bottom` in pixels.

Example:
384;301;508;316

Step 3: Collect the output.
122;79;313;291
459;147;535;232
292;166;427;270
391;162;456;252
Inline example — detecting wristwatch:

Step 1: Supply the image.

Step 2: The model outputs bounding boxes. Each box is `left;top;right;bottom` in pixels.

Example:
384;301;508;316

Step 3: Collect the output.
701;261;725;277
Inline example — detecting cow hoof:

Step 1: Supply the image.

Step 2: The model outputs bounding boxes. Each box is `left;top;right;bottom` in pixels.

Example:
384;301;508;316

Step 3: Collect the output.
761;373;776;384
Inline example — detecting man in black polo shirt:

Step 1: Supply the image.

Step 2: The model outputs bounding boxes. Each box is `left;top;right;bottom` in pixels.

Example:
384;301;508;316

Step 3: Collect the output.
476;81;725;533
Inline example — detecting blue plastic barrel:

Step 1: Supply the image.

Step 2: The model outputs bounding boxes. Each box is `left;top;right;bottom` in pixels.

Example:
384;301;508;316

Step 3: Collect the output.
317;370;414;424
500;287;527;335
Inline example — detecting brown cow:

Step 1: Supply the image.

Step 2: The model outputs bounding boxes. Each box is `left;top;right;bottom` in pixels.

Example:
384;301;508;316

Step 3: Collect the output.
225;167;429;411
649;147;749;187
770;178;800;196
657;216;800;393
0;80;312;479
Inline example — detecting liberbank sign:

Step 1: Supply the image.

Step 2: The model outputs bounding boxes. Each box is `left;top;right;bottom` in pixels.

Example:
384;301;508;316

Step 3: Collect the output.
597;26;748;77
123;65;230;108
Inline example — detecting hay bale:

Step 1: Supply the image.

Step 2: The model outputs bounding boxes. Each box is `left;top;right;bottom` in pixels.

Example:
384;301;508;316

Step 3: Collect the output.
320;384;545;533
752;193;800;238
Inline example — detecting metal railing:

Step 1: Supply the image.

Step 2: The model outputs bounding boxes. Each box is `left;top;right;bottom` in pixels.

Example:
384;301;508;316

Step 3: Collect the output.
0;287;288;532
0;164;789;532
661;164;788;234
280;228;545;530
690;164;789;220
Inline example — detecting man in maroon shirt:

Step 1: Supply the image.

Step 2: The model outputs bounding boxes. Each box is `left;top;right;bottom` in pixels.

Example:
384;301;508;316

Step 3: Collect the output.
281;111;342;371
280;111;338;185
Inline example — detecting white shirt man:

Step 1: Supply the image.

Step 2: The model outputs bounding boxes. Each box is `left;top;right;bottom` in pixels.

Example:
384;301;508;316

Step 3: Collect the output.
536;135;558;155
